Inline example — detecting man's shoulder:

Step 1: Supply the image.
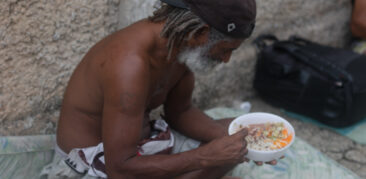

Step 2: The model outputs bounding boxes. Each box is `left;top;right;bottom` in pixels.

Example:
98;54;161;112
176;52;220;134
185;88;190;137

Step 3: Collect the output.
100;22;155;74
101;53;150;79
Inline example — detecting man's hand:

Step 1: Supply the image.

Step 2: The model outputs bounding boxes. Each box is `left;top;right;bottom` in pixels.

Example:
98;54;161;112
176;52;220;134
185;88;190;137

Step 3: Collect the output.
197;128;249;167
252;156;285;166
215;118;285;166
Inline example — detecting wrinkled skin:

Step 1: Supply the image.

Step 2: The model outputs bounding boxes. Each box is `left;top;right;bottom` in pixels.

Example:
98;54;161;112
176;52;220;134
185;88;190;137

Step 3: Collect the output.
57;19;279;179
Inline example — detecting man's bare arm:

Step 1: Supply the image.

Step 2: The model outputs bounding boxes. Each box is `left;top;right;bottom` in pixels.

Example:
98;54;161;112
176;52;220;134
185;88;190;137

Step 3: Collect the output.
164;69;281;167
351;0;366;39
101;57;247;178
164;70;228;143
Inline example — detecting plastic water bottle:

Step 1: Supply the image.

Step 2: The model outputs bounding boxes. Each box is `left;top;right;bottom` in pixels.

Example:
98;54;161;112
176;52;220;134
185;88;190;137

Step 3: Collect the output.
240;102;252;114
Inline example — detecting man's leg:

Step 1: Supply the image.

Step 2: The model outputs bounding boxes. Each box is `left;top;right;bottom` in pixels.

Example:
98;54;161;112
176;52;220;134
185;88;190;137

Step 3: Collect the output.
40;151;85;179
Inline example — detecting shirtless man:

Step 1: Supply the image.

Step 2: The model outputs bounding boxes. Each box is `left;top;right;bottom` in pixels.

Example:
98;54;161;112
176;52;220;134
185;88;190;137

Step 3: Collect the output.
42;0;277;178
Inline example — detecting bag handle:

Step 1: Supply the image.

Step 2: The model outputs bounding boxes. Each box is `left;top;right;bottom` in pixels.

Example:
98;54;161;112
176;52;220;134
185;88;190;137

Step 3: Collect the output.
253;34;279;51
274;43;340;81
290;36;353;82
288;37;354;83
275;42;354;83
289;36;315;45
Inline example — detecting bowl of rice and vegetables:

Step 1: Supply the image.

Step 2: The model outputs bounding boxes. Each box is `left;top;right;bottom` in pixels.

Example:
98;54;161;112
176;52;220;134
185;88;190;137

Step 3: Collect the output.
228;113;295;162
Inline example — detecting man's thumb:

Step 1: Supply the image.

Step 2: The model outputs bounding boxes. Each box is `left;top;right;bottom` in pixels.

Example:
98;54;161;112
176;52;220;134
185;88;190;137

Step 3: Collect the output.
233;128;248;137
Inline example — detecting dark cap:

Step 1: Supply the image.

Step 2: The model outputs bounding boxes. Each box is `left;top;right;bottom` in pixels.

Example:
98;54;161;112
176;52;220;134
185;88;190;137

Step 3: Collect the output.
161;0;189;9
162;0;257;39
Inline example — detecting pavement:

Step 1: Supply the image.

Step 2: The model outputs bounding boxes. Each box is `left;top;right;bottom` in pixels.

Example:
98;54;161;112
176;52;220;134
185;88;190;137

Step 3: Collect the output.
245;98;366;178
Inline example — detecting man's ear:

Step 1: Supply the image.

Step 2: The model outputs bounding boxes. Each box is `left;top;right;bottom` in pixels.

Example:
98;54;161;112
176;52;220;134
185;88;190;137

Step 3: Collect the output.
187;25;210;47
194;25;210;39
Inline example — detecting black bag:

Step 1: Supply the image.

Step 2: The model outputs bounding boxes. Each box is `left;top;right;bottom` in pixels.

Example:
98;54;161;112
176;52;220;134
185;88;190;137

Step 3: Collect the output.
253;35;366;127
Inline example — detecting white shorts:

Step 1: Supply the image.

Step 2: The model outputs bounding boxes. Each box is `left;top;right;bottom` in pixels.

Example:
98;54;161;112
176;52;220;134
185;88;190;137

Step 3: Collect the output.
40;120;200;179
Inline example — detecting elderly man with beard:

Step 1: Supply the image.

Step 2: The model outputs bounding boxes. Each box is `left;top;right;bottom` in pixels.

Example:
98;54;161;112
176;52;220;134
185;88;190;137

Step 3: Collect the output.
41;0;278;178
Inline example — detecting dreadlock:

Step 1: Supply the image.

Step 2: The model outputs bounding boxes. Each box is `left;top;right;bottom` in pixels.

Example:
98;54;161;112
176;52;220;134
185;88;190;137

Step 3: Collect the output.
149;4;228;59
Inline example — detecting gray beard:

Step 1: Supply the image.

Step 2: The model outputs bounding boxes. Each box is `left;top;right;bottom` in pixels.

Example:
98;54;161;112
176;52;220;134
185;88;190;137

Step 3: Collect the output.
177;44;221;75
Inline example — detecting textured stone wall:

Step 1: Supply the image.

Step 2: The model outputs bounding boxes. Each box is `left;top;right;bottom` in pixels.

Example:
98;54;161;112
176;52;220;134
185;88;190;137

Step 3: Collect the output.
0;0;121;135
0;0;352;135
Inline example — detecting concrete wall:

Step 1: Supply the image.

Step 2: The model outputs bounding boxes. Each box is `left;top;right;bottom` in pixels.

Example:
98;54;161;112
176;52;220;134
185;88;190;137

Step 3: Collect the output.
0;0;352;135
0;0;121;135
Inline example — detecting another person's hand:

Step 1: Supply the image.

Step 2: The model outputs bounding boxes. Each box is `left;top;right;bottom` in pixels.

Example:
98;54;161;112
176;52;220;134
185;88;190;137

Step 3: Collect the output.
199;128;249;167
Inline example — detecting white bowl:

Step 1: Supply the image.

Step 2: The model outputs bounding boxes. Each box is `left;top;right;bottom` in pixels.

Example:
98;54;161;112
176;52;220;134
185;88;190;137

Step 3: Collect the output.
228;112;295;162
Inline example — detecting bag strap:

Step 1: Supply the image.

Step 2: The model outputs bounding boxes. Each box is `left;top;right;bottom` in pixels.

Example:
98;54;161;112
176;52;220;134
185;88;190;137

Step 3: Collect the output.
274;43;342;82
276;39;353;81
289;36;354;83
289;36;315;45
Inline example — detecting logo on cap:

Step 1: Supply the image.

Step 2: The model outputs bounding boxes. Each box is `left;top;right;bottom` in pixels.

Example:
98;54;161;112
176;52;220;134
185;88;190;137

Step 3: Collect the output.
227;23;236;33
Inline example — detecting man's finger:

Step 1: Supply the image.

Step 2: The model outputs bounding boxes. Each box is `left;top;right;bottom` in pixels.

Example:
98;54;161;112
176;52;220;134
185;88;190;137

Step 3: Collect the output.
265;160;277;165
241;157;250;163
244;148;248;155
233;128;248;138
254;161;263;166
239;156;249;163
240;148;248;156
243;139;248;149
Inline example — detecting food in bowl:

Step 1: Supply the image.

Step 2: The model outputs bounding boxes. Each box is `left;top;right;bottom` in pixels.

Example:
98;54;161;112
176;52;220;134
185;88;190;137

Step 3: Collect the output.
236;122;294;151
228;112;295;162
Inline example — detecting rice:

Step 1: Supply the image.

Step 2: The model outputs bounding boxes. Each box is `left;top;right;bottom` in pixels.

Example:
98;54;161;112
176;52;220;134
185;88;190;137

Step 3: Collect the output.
236;122;293;151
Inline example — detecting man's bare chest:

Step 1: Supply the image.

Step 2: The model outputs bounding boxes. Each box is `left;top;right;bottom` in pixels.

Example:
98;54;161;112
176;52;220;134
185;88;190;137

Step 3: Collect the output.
147;75;175;110
146;64;186;111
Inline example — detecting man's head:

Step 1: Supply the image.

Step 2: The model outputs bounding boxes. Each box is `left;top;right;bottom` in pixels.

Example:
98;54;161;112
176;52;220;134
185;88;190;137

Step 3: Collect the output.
177;29;243;75
149;0;256;73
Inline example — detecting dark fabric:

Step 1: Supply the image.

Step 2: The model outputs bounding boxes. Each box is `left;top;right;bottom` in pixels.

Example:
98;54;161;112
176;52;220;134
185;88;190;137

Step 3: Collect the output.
161;0;188;9
181;0;257;38
253;34;366;127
